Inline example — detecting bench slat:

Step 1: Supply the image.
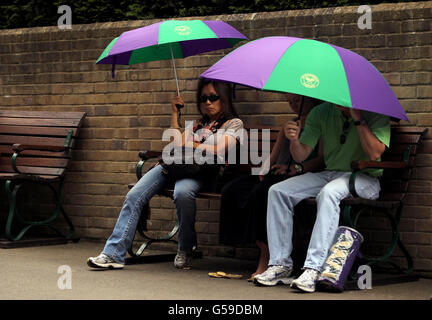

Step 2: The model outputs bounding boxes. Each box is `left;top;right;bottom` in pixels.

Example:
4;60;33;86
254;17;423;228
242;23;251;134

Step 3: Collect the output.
0;165;65;176
383;169;411;180
390;126;428;134
386;144;418;156
389;134;423;145
0;117;82;127
0;172;61;181
0;157;69;168
0;110;86;119
381;154;415;164
0;135;76;147
0;125;79;137
381;180;409;193
0;145;70;158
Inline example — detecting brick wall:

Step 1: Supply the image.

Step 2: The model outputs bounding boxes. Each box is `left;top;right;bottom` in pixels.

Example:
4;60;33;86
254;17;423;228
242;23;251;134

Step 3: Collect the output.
0;2;431;274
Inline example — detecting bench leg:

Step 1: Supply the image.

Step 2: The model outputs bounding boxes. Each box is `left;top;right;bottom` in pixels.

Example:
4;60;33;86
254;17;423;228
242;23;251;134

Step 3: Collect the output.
4;179;79;242
47;181;79;242
5;180;24;240
128;219;179;258
365;206;413;273
126;203;179;257
344;205;413;274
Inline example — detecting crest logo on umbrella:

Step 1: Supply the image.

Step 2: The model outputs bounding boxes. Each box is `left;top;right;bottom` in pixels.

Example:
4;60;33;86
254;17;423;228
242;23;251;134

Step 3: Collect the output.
174;25;192;36
300;73;320;88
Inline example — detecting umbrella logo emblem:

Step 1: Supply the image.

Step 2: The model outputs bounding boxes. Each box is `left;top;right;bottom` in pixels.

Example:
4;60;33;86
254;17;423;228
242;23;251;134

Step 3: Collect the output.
174;26;192;36
300;73;320;88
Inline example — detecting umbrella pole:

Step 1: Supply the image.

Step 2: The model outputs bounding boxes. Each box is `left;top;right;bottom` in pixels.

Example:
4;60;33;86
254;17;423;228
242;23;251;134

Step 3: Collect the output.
170;45;183;127
296;96;304;122
170;45;180;97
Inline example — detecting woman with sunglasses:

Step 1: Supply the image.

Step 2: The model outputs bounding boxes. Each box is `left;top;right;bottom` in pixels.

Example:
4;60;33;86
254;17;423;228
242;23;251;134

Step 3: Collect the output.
87;79;243;270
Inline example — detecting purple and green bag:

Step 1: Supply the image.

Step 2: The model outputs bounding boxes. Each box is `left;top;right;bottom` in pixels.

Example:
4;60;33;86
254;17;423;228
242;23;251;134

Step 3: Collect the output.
317;226;364;292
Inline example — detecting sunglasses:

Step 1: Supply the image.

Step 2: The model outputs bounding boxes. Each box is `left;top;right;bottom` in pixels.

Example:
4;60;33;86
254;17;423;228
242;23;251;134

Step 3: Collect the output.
340;120;350;144
200;94;220;103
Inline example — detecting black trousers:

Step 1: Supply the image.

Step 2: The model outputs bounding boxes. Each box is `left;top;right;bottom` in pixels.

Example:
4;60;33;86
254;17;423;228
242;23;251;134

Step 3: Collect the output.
219;173;286;245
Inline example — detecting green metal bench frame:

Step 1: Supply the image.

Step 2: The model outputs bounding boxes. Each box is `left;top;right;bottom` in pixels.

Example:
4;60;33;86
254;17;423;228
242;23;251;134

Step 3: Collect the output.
0;110;86;243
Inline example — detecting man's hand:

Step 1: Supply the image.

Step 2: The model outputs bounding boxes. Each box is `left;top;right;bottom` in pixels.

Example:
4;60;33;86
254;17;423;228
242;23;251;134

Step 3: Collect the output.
270;164;289;175
350;108;363;121
350;108;386;160
284;120;300;141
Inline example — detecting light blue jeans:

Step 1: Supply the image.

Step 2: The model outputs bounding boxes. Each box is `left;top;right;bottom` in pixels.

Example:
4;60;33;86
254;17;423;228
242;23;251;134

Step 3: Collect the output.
102;164;205;264
266;171;380;272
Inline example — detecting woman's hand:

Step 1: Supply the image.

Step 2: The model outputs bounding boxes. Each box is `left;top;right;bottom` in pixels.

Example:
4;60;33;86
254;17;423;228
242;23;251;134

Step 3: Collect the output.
171;96;184;113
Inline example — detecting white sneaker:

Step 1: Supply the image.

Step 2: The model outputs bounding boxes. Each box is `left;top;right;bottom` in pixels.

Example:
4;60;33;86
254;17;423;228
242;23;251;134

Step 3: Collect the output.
290;268;320;292
174;251;192;269
253;265;293;286
87;253;124;270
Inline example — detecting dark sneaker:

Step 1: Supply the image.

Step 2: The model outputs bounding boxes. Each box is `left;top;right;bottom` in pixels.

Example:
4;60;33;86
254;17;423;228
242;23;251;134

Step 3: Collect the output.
253;265;293;286
290;268;320;293
174;251;192;269
87;253;124;270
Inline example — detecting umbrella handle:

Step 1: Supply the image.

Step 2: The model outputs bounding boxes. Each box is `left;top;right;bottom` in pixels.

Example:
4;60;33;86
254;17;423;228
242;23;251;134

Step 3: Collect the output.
296;96;304;121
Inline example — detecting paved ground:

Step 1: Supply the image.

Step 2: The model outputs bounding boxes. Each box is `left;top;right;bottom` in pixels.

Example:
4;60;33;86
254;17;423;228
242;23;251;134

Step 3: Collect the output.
1;241;431;300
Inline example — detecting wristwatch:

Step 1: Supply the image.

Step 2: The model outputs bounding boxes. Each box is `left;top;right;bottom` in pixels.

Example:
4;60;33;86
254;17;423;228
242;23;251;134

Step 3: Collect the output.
354;118;367;126
294;163;304;174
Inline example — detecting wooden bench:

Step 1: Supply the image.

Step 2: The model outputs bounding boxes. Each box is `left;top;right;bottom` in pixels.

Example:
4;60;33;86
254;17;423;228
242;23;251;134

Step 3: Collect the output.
0;110;86;246
127;125;427;273
126;125;280;259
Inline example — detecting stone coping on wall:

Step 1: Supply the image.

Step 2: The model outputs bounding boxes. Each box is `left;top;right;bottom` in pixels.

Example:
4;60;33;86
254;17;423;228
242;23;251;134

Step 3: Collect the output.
0;1;430;39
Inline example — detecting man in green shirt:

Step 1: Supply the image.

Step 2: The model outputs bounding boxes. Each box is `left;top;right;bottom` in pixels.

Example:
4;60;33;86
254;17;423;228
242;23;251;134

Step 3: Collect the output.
254;102;390;293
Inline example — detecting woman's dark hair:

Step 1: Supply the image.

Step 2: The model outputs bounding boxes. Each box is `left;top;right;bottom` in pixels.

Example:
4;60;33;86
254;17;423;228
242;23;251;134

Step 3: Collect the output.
196;78;238;123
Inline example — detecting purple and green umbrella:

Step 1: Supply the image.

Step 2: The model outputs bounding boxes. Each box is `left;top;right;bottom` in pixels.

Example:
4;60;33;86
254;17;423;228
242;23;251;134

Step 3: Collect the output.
201;36;408;121
96;20;247;95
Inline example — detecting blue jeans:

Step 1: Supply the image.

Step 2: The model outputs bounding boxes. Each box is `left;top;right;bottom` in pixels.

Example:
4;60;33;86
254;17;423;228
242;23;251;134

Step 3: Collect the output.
102;164;205;264
266;171;380;272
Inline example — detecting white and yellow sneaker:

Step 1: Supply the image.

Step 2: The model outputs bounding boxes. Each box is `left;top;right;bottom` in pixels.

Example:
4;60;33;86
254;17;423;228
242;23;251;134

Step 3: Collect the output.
290;268;320;293
87;253;124;270
253;265;293;286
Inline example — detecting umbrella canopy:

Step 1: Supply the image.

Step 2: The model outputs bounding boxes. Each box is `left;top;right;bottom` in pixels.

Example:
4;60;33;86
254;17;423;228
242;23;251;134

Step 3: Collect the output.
96;19;247;87
201;36;408;121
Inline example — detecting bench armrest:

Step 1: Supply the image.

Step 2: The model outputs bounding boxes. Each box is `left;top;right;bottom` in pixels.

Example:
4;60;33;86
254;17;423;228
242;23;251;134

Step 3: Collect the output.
138;150;162;161
351;160;408;171
136;150;162;180
11;143;69;174
349;160;408;198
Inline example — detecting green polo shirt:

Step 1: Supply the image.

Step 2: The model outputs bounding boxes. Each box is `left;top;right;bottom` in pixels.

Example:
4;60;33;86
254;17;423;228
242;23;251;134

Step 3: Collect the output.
299;102;390;177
